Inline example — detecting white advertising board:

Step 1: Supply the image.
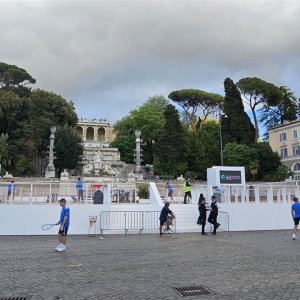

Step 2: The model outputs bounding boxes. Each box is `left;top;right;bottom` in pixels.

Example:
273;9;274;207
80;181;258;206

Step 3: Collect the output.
207;166;246;186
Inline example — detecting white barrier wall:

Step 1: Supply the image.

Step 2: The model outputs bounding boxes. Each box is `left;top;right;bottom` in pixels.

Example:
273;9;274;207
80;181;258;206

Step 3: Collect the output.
0;202;294;235
0;204;159;236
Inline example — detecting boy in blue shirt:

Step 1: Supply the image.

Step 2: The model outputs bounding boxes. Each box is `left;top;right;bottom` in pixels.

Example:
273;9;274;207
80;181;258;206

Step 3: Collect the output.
55;198;70;252
7;180;16;200
166;182;174;201
76;178;83;202
291;197;300;240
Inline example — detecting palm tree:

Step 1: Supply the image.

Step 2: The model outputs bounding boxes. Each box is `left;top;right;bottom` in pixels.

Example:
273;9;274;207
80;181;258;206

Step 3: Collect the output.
0;133;16;169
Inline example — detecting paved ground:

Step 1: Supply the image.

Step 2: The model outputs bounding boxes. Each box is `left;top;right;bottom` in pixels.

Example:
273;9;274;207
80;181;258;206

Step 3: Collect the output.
1;231;300;300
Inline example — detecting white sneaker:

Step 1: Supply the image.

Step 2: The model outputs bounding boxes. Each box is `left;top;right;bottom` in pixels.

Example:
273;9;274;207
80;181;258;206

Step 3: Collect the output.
55;244;62;250
56;245;66;252
292;236;297;240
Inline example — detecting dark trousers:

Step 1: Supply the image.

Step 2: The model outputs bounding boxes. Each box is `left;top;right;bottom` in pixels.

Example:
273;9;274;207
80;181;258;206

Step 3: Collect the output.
208;213;219;233
77;190;83;202
184;191;191;203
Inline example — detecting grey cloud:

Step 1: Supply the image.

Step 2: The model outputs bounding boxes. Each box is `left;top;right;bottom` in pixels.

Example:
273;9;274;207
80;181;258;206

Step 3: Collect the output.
0;1;300;122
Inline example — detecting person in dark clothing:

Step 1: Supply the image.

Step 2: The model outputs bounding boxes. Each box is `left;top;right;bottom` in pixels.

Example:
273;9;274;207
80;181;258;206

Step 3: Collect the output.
208;195;220;234
197;193;205;225
199;197;209;235
159;202;174;237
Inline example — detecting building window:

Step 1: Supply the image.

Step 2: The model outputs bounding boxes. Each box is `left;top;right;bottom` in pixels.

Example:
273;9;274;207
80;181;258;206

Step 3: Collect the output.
294;129;298;139
294;163;300;171
280;148;288;157
279;132;286;142
295;175;300;181
293;145;300;155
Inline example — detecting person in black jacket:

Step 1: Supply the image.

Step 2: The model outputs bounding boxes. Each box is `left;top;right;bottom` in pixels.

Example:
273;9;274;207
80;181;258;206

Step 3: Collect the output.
208;195;220;234
197;193;205;225
159;202;174;237
199;197;209;235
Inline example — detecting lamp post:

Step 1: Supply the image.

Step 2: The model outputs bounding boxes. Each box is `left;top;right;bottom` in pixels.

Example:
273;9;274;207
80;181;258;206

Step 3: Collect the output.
45;126;57;179
219;113;225;166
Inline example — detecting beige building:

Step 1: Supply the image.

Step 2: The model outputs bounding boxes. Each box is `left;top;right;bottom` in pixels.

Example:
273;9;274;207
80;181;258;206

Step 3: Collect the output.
75;118;122;176
268;120;300;180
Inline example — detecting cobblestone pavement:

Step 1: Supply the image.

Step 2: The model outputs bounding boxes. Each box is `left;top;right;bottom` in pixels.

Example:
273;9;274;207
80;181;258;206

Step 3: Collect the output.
1;230;300;300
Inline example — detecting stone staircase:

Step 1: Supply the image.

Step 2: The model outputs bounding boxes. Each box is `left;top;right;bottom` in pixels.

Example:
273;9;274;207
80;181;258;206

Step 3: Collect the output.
170;204;203;233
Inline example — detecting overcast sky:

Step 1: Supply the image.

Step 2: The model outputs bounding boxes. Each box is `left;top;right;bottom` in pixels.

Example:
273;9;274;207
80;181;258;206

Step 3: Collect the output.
1;0;300;123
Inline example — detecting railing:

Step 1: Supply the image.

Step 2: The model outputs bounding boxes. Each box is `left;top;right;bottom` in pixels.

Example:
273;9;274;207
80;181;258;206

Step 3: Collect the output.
155;181;299;204
99;211;177;235
0;180;299;205
0;181;139;205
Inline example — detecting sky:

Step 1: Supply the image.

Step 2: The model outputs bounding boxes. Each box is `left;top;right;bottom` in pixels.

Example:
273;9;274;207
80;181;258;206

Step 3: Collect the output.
1;0;300;124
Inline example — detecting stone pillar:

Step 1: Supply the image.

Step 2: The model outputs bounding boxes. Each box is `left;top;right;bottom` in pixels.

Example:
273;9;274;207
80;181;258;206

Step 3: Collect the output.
134;130;143;180
82;126;87;141
45;126;56;179
94;126;97;141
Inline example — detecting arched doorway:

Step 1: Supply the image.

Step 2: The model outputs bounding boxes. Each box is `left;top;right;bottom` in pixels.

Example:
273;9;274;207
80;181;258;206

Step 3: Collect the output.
75;126;83;139
86;127;94;141
97;127;105;142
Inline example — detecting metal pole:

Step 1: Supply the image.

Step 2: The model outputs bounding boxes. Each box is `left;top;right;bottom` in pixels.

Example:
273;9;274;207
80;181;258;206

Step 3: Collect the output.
219;114;224;166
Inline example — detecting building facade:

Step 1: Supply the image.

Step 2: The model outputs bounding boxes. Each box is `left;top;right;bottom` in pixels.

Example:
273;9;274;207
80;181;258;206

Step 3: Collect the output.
268;120;300;180
75;118;123;176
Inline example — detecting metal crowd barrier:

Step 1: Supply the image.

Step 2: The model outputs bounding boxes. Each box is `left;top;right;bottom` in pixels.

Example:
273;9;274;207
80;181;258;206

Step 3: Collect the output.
208;211;230;237
99;210;177;235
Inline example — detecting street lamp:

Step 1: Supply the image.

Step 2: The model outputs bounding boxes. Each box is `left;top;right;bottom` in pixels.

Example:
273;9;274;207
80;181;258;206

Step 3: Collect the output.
219;113;226;166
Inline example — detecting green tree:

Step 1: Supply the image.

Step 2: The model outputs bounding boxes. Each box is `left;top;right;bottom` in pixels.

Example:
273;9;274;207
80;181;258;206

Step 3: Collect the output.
54;126;84;176
223;143;258;180
221;78;255;146
111;95;168;164
154;105;188;175
0;133;16;170
25;89;78;155
186;120;220;179
0;62;36;97
168;89;223;132
260;86;299;134
253;142;281;180
237;77;283;142
0;90;27;138
15;155;34;176
249;160;259;181
263;165;290;182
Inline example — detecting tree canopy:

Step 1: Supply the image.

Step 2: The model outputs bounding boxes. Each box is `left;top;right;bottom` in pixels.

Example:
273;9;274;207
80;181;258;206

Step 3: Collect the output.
168;89;223;132
260;86;299;136
54;126;84;176
154;104;188;176
0;62;36;97
221;78;255;146
237;77;283;142
111;95;168;164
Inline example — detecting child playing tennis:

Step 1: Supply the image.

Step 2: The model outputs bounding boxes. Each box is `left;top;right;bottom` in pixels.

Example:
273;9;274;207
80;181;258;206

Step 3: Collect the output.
55;198;70;252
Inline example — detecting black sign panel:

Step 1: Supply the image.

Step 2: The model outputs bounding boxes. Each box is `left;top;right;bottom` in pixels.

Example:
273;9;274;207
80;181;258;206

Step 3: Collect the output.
219;170;242;184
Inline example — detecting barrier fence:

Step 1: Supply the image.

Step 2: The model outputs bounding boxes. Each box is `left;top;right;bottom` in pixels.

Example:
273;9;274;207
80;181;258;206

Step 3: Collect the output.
208;211;230;237
0;180;299;205
0;182;137;204
99;211;177;235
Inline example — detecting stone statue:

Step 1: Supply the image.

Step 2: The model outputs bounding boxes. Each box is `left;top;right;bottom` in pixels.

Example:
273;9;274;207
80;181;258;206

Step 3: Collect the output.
83;163;94;176
61;169;69;177
102;162;116;176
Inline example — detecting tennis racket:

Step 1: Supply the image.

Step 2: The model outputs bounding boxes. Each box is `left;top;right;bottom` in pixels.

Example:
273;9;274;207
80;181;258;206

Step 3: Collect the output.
41;224;58;231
